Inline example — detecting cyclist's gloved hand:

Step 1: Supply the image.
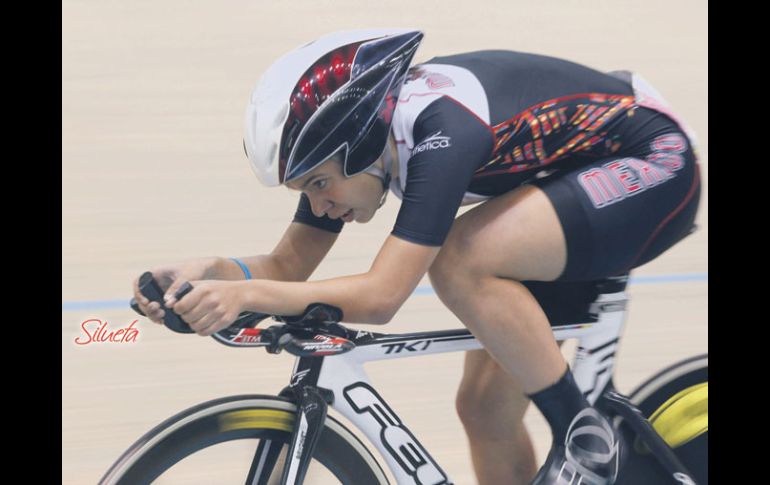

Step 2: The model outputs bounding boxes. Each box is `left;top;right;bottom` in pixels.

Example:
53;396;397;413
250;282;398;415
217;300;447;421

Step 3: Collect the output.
132;257;220;325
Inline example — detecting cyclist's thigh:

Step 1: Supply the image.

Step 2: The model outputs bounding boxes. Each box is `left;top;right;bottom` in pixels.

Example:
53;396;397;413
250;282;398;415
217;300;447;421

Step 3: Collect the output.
530;109;701;281
443;183;568;282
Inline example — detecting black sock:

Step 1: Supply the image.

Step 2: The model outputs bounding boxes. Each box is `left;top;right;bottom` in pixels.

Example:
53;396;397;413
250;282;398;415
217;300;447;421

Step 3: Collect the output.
527;366;590;445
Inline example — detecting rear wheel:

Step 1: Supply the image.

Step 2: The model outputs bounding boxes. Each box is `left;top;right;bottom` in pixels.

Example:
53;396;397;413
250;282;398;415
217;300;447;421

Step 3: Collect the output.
616;354;708;485
99;395;389;485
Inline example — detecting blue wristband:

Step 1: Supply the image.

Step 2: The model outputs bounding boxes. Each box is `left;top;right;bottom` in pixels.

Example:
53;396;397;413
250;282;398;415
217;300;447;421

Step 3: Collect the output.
229;257;252;280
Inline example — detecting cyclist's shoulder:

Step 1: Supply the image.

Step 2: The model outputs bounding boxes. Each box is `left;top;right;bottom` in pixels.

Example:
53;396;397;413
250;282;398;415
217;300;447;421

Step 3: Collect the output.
418;49;614;78
394;58;493;138
422;48;572;65
401;49;538;96
396;48;630;127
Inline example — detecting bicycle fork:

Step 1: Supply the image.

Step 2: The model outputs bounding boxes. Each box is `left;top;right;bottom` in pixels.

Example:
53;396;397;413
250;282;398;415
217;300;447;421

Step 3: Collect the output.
246;357;333;485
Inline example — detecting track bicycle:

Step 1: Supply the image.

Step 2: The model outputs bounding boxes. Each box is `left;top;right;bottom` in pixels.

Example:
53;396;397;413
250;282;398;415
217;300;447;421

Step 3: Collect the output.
100;272;707;484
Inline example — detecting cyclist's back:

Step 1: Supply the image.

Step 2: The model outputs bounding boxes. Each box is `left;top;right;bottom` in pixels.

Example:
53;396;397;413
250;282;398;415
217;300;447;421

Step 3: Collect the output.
295;48;700;281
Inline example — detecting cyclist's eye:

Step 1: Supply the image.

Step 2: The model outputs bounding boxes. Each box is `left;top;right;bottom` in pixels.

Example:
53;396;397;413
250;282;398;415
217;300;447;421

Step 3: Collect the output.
314;179;327;191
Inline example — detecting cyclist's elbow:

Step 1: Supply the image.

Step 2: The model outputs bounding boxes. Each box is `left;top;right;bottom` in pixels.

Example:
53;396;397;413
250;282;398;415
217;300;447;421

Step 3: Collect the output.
368;298;400;325
359;274;407;324
341;297;394;325
373;309;396;326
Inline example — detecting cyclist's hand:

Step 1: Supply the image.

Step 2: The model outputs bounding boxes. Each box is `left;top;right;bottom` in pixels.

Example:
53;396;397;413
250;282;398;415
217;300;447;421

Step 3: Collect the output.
165;280;245;336
132;258;219;325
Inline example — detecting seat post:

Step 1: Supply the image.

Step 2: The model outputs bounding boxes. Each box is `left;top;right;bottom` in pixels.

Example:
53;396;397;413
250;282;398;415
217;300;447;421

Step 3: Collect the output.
571;275;630;405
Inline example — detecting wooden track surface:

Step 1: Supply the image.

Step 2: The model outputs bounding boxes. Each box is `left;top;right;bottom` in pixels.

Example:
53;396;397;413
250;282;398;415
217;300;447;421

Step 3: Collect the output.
63;2;707;483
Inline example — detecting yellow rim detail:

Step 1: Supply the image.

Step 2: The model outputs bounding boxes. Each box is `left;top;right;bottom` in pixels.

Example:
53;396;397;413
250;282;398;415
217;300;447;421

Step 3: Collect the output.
219;409;295;433
647;381;708;449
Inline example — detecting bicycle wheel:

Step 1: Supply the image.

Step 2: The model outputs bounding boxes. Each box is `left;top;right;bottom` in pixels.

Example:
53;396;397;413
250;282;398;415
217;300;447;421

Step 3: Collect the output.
99;394;389;485
617;354;708;485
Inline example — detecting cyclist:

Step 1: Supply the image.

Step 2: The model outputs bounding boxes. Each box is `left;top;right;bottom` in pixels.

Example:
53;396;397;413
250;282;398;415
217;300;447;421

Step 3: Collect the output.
133;29;701;484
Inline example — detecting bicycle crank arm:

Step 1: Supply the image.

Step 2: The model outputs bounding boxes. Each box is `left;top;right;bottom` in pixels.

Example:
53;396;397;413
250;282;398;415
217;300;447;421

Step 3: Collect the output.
602;390;698;485
280;385;330;485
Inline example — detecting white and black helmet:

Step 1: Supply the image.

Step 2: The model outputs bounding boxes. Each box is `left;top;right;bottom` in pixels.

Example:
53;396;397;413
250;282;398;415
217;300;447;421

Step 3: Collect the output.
244;29;423;186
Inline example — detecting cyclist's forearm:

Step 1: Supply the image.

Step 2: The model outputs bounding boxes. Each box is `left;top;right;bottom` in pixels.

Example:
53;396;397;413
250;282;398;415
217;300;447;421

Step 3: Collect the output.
212;255;303;282
239;273;394;324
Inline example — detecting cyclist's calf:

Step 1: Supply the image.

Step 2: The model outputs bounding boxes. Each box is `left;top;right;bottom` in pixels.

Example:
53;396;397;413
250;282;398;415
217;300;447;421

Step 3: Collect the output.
455;349;532;435
455;343;566;436
455;348;572;484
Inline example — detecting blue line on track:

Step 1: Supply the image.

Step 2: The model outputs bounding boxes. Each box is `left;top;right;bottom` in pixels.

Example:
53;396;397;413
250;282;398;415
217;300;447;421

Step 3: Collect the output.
62;272;707;312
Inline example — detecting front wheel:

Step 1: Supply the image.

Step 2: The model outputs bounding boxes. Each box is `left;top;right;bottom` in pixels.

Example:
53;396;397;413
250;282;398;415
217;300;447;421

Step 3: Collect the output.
616;354;708;485
99;395;389;485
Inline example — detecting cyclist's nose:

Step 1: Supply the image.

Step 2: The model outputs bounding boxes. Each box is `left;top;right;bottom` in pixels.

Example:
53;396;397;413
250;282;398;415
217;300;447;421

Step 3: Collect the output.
308;194;334;218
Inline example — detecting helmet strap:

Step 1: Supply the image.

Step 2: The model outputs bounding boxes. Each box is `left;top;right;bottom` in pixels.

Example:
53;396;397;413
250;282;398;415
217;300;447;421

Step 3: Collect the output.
364;141;396;208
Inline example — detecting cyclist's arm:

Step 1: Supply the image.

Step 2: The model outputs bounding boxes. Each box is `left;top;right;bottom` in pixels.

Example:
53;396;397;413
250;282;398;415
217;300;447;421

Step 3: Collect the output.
183;96;490;324
238;235;439;324
215;221;339;282
235;98;493;324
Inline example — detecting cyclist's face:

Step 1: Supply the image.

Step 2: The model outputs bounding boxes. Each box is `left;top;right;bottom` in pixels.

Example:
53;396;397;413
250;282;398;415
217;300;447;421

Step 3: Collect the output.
286;157;385;224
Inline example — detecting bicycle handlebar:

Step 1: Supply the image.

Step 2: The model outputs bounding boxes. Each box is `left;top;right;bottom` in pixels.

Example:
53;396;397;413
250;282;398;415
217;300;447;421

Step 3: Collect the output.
130;271;355;357
134;272;195;333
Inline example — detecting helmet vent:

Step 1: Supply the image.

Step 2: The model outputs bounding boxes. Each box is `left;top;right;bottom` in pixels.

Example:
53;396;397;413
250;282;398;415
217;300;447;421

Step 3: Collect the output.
266;143;277;165
274;103;289;128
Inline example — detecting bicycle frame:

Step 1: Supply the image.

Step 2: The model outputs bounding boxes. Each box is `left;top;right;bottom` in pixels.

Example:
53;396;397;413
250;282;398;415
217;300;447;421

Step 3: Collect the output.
126;272;701;484
271;283;635;484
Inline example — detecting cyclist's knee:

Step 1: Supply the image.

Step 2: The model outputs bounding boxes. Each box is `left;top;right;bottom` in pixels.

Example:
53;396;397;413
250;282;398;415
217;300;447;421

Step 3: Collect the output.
429;245;483;307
